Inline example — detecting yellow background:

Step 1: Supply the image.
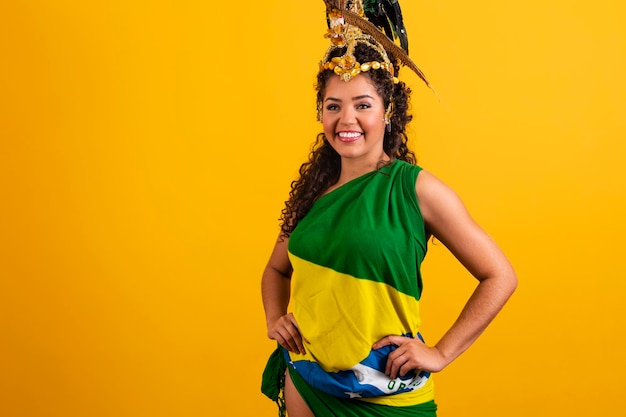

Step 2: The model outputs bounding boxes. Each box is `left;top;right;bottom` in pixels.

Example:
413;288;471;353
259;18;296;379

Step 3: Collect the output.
1;1;624;416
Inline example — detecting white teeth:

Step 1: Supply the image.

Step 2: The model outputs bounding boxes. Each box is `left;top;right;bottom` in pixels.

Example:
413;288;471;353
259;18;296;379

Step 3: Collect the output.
338;131;361;138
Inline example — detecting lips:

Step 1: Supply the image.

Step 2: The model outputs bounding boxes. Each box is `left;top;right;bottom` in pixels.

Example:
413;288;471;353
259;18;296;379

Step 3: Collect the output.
336;131;363;142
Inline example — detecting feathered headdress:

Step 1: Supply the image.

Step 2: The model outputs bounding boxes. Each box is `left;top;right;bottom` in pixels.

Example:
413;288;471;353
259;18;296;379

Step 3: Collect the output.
320;0;429;87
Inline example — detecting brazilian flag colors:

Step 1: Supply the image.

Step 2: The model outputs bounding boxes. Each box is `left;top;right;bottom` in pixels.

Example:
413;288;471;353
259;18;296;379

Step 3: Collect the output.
285;160;435;408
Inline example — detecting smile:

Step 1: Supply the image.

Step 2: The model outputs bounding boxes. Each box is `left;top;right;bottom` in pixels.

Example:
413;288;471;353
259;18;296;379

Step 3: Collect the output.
337;131;363;142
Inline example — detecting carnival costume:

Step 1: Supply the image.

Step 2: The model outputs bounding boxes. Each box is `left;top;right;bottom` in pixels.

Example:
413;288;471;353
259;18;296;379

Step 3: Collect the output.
262;1;435;415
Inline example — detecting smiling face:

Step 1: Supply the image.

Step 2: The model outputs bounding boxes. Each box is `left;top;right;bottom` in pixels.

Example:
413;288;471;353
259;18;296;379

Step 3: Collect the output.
321;74;390;164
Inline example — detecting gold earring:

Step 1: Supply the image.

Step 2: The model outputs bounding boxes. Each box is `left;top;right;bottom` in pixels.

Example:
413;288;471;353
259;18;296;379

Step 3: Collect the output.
384;102;393;120
384;101;393;132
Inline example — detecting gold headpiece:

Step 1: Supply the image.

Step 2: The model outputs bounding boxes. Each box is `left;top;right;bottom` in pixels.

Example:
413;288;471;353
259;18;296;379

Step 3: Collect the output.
320;0;430;86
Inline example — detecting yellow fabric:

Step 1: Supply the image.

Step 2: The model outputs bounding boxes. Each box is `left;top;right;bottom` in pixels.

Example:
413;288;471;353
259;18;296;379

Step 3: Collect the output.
288;253;422;372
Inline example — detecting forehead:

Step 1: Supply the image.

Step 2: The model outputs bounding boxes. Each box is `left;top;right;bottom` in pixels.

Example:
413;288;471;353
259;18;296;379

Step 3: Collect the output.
324;74;381;100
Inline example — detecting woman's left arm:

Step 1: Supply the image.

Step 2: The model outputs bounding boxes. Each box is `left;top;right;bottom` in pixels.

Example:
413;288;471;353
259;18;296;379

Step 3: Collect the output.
374;170;518;379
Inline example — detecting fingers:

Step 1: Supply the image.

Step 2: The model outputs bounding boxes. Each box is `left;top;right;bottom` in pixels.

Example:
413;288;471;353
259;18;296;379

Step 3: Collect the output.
373;335;428;379
385;348;403;379
372;334;408;350
268;313;307;355
386;350;416;379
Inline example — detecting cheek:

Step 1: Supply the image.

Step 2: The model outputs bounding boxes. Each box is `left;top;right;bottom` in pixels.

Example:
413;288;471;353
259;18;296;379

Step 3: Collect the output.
322;116;335;135
362;114;385;133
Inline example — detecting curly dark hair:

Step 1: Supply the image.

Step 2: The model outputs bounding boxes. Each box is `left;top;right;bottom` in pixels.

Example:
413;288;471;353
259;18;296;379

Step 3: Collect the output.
279;42;416;237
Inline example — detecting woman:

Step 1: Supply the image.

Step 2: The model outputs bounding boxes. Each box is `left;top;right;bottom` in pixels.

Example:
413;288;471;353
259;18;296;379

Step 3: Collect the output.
261;3;517;416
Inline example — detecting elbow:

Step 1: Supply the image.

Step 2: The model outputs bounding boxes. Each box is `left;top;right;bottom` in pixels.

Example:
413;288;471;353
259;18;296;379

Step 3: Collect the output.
481;265;518;299
503;268;518;298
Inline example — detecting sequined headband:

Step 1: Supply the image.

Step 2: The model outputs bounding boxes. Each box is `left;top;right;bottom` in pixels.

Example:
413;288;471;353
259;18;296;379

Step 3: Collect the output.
321;7;396;83
320;0;430;87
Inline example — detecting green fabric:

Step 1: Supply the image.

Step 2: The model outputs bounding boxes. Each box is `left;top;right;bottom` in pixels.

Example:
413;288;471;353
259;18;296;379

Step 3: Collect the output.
288;159;426;298
261;345;287;417
288;364;437;417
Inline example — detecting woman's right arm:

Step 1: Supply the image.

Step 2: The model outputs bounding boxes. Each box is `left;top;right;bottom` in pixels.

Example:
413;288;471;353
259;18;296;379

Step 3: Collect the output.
261;234;306;354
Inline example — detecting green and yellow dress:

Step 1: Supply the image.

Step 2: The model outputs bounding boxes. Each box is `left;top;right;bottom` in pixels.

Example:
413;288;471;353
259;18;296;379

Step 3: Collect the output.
263;160;437;416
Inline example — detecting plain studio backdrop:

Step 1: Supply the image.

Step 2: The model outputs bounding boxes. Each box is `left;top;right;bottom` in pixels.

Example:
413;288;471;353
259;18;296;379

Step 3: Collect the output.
1;1;624;416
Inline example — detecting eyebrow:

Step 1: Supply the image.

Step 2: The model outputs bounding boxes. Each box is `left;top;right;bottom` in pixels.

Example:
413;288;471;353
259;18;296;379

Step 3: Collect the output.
324;94;375;102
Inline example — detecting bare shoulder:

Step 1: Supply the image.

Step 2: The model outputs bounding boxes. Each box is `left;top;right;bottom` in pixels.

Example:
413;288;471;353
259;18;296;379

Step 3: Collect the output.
415;169;451;197
415;170;516;281
415;169;471;229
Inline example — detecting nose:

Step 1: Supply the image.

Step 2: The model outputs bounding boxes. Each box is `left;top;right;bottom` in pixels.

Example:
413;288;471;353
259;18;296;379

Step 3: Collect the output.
338;107;357;126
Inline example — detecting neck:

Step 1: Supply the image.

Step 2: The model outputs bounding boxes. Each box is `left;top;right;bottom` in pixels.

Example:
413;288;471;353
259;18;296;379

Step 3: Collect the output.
337;152;391;184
